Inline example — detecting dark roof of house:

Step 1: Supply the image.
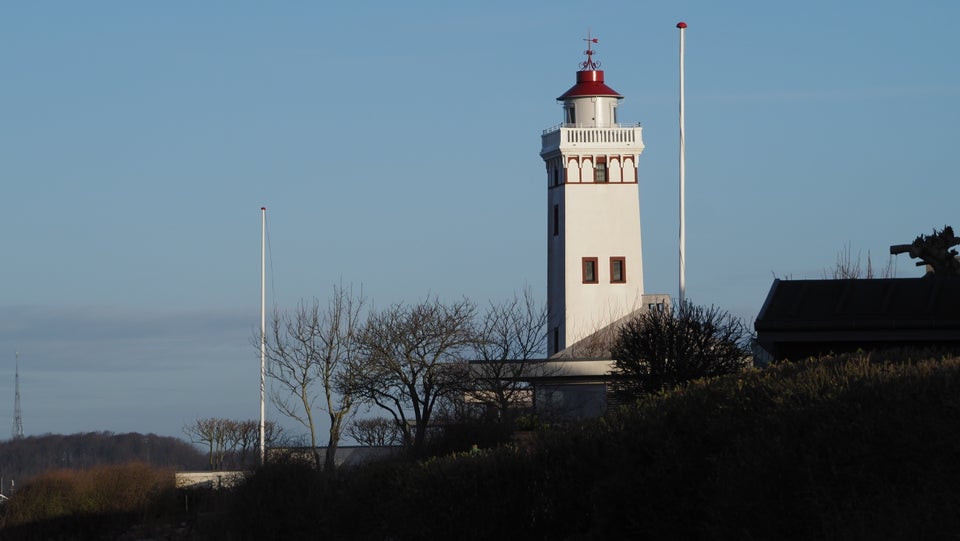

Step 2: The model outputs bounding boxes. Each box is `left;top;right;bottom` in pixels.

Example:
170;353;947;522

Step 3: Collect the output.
755;276;960;359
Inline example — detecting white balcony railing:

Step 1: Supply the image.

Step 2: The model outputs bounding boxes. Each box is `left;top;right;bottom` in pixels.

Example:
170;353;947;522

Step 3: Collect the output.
541;124;643;151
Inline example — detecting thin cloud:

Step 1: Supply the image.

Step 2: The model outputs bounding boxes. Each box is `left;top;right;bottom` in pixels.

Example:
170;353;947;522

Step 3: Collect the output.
0;305;261;437
0;305;254;373
698;84;960;103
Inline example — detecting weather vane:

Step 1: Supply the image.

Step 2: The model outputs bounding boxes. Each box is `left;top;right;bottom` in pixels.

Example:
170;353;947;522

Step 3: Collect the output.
580;31;600;70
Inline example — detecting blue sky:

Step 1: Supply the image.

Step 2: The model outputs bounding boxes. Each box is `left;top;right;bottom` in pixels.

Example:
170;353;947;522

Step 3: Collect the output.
1;1;958;441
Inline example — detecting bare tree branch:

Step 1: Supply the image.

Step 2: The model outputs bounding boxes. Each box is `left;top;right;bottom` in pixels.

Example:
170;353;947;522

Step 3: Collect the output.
468;287;548;421
346;297;476;453
346;417;403;447
611;301;751;398
263;283;365;469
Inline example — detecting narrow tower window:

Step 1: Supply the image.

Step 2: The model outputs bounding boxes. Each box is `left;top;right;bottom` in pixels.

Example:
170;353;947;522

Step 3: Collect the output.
582;257;598;284
553;204;559;236
594;159;607;183
565;106;576;125
610;257;626;283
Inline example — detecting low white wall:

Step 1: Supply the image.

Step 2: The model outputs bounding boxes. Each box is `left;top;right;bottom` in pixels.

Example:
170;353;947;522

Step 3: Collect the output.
175;470;249;490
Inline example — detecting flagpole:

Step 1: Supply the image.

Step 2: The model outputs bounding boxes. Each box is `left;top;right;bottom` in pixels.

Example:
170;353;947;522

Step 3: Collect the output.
677;21;687;306
259;206;267;465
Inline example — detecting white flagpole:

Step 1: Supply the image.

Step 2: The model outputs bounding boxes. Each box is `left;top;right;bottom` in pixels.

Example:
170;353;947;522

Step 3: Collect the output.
259;206;267;465
677;21;687;306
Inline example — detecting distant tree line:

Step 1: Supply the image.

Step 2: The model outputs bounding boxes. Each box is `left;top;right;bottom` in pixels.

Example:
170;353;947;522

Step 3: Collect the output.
0;432;205;490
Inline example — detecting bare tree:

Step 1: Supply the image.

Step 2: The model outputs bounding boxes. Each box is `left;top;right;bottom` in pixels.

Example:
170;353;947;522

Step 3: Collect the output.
183;418;230;470
610;301;750;398
184;418;283;470
226;419;282;469
825;243;896;279
346;417;402;447
225;420;257;469
827;243;863;279
264;284;366;470
468;287;548;421
345;297;476;453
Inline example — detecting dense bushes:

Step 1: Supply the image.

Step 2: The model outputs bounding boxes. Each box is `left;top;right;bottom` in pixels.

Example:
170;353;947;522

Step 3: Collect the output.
226;351;960;540
587;352;960;539
0;462;178;539
6;351;960;539
228;447;551;540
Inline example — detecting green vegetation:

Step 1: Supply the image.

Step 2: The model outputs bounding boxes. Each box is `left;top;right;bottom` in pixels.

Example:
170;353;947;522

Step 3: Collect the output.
4;350;960;540
0;462;179;540
224;350;960;540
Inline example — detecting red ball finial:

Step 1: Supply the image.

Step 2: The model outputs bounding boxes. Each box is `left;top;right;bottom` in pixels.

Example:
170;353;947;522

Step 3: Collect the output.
676;21;687;29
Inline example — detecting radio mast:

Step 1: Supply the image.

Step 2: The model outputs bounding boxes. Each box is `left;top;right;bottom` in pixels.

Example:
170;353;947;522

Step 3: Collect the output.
12;352;23;440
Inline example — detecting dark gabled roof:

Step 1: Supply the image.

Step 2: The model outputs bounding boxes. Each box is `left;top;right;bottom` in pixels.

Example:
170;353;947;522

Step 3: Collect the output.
755;277;960;360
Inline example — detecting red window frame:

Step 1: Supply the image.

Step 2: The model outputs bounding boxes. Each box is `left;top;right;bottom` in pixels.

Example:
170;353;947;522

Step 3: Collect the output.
610;257;626;283
594;158;607;183
582;257;598;284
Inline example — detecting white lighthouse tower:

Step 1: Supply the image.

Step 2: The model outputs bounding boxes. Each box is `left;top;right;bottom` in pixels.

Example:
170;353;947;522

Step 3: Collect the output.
541;38;648;356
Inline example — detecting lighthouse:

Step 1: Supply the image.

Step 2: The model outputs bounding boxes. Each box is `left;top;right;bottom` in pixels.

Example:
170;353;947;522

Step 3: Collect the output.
541;38;648;356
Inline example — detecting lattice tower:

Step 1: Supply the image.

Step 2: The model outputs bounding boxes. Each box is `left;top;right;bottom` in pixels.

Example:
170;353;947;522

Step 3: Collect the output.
12;352;23;440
